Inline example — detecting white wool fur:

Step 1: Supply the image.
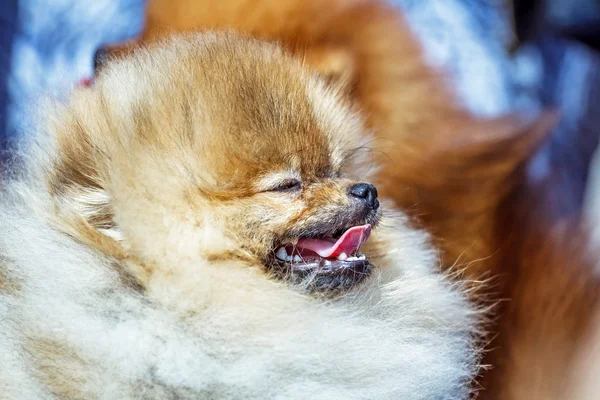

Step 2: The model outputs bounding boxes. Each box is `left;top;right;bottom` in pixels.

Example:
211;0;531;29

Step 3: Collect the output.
0;187;479;399
0;34;479;399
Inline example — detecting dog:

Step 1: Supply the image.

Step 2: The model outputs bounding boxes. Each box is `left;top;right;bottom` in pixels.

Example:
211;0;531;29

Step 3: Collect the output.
133;2;600;398
0;33;479;399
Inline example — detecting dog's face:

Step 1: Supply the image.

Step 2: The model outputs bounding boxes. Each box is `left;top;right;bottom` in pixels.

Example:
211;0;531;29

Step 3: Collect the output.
45;33;380;293
212;125;381;292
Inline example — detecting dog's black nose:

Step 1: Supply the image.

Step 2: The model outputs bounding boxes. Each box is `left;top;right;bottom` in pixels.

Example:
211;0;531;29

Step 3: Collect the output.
348;183;379;210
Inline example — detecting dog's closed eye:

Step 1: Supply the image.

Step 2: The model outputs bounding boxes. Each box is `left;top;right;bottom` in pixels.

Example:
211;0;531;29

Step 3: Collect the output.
269;179;302;192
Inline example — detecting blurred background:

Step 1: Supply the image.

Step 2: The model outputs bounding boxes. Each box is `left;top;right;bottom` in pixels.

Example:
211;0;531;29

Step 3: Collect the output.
1;0;600;147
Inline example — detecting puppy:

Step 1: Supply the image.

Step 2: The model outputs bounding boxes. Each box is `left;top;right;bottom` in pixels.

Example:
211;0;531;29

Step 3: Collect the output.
0;33;479;399
133;2;582;398
136;2;600;398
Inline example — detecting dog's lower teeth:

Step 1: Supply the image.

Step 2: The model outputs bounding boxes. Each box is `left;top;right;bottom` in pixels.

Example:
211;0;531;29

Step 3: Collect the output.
275;247;288;260
276;246;365;263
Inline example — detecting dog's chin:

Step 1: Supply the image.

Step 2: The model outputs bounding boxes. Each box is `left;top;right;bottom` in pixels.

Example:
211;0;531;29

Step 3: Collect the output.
269;256;372;293
266;224;373;294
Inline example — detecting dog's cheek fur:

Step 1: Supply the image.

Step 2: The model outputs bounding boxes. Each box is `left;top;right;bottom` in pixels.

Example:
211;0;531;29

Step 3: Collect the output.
48;118;237;272
218;196;305;260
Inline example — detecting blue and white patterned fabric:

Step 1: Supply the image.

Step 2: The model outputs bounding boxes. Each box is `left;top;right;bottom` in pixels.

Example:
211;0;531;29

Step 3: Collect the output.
396;0;519;116
0;0;146;146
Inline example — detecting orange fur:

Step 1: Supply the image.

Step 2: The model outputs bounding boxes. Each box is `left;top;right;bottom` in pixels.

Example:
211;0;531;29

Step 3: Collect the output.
115;0;600;397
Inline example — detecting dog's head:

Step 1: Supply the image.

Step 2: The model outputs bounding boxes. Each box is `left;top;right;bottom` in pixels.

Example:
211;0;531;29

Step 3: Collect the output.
41;33;380;293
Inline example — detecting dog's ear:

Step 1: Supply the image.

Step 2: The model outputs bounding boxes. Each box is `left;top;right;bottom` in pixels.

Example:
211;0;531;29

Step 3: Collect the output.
430;111;559;189
302;44;356;94
376;111;559;273
381;111;559;202
46;111;124;258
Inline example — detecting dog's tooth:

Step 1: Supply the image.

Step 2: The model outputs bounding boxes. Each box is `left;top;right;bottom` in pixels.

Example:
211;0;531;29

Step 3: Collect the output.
275;247;288;260
338;252;348;261
347;256;357;261
285;255;293;262
293;255;302;262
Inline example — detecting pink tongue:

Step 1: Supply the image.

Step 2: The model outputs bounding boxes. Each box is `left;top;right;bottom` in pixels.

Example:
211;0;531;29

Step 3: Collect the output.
296;225;372;258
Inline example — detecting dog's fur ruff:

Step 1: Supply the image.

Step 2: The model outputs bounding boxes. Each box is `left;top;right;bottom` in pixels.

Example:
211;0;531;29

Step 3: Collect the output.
0;33;479;399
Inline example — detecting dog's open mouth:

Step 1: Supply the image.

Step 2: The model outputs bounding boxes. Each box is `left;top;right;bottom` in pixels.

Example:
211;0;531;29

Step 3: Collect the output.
270;224;372;292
